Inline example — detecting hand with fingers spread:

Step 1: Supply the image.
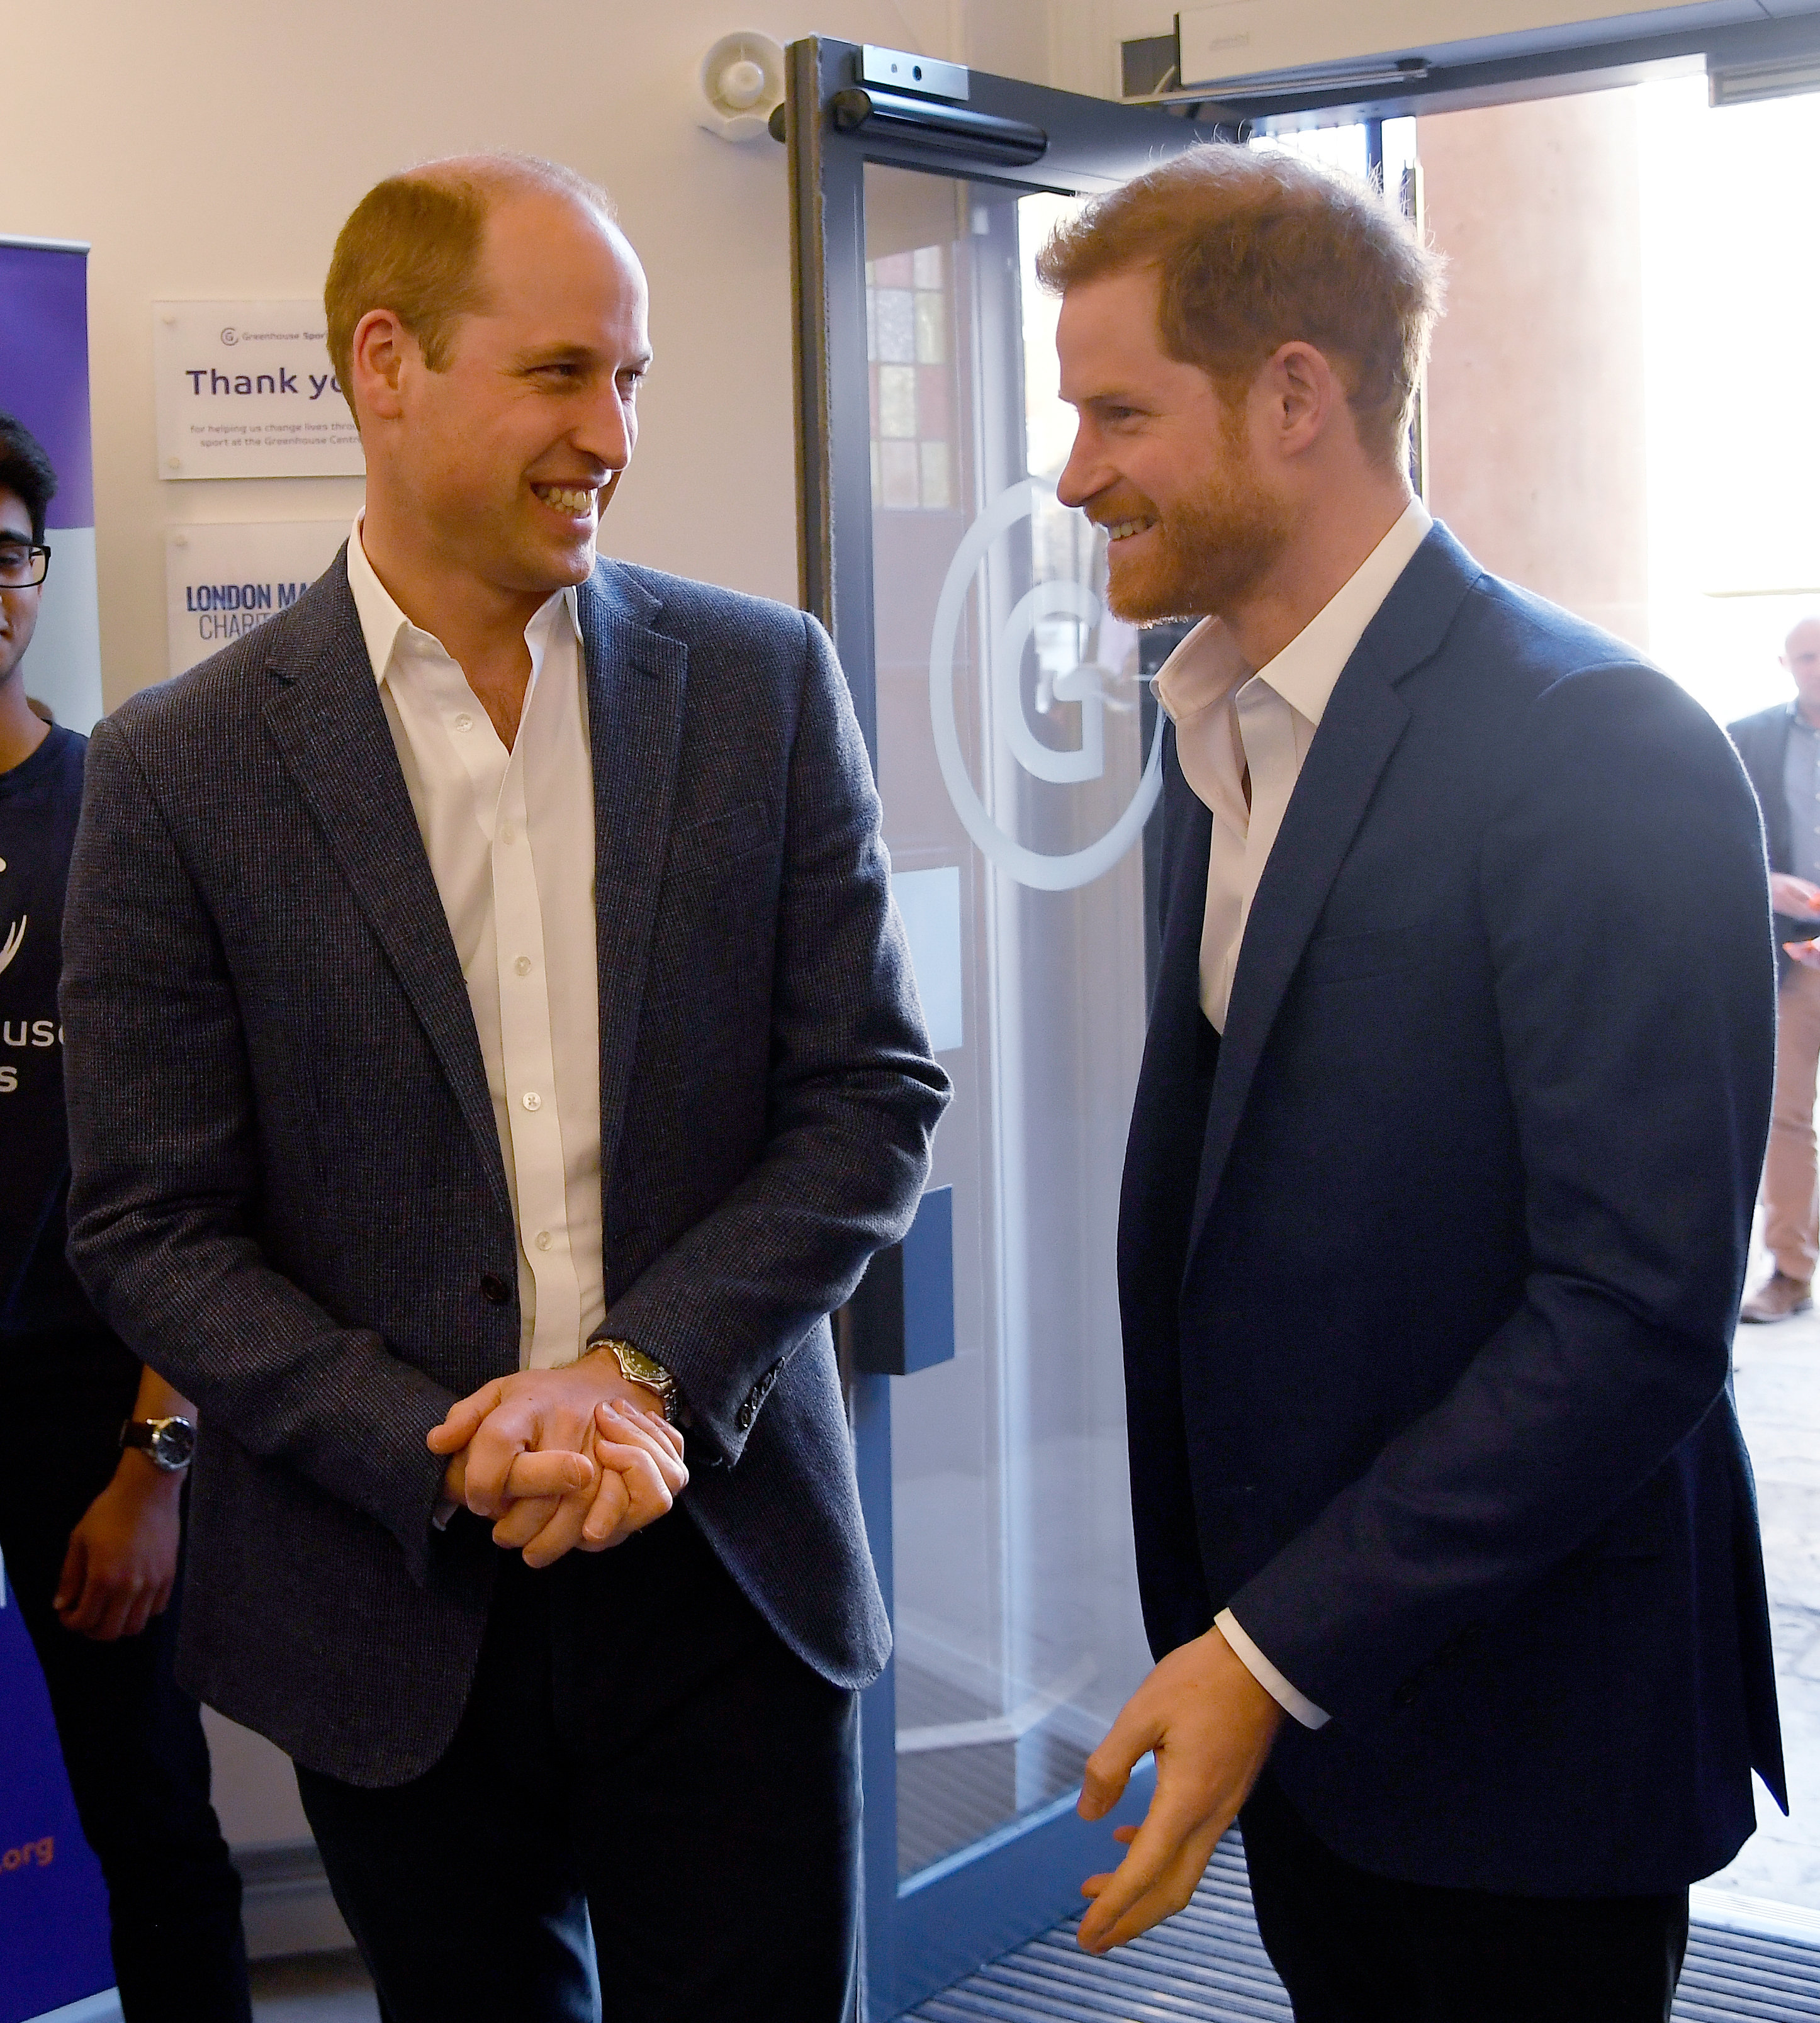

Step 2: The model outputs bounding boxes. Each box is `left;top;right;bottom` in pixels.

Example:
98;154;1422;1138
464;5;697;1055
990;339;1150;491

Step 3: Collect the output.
1076;1624;1285;1955
426;1350;688;1567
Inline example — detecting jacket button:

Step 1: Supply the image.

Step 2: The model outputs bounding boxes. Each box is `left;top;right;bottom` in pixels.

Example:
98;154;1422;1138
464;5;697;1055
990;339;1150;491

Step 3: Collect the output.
479;1272;512;1306
1393;1681;1419;1710
737;1401;756;1432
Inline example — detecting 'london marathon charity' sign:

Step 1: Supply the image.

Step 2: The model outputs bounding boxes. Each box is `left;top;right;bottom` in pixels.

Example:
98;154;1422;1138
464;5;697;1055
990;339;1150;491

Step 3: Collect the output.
165;520;347;676
154;301;364;479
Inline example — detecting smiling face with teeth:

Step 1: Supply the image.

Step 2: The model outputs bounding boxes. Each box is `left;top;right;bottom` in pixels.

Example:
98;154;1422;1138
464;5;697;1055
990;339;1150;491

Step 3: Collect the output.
352;184;653;638
1055;264;1296;632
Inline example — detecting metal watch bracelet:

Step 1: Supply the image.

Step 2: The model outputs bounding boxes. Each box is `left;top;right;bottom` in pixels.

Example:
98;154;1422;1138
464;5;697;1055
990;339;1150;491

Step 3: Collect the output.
586;1335;680;1426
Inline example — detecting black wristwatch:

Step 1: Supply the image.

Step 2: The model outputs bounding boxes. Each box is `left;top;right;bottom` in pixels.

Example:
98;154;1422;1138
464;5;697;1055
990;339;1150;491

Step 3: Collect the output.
120;1415;196;1473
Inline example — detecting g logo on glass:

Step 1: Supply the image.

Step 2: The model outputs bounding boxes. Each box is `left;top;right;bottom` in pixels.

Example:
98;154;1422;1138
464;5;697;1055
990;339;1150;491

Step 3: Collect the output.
930;481;1161;892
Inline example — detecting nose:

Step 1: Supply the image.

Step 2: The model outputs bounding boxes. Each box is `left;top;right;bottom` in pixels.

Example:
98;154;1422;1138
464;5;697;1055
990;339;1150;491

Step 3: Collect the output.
1055;421;1104;512
576;378;637;475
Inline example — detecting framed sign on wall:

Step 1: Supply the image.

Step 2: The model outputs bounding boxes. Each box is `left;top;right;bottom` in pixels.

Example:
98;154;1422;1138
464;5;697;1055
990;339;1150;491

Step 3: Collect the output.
153;302;363;480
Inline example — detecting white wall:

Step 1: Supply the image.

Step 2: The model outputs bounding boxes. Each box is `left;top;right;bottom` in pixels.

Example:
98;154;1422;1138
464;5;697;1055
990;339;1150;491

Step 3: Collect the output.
3;0;1703;710
0;0;1062;712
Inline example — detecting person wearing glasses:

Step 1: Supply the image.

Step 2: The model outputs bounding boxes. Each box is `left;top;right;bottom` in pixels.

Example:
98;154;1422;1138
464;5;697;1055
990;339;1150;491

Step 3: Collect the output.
0;412;250;2023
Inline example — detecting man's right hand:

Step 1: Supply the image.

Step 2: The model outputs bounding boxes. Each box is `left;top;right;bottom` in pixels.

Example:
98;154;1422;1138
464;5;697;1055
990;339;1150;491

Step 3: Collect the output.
1770;872;1820;918
428;1355;688;1567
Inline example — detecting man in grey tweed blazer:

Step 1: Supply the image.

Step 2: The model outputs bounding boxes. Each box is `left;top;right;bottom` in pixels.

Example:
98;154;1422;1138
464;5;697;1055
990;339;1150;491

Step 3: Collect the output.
60;155;945;2022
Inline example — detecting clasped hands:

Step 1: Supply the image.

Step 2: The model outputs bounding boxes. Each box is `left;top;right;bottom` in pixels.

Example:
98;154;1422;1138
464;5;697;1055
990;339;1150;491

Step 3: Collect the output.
426;1348;688;1567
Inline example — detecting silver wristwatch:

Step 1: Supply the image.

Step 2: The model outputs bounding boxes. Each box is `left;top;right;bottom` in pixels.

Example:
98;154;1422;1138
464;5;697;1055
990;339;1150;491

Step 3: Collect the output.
120;1415;196;1472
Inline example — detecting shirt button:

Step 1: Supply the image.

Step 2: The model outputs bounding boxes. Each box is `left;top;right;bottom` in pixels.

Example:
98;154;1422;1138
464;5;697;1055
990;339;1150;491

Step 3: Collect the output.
514;956;532;976
453;712;474;732
522;1091;542;1111
499;821;516;844
534;1230;553;1252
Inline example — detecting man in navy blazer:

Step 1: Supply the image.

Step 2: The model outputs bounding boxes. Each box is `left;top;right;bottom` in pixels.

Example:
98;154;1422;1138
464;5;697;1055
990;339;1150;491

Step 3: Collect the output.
60;157;946;2022
1040;147;1782;2018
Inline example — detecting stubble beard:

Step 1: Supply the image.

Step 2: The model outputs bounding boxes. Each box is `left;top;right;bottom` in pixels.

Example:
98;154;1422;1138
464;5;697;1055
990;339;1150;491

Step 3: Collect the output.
1102;457;1296;630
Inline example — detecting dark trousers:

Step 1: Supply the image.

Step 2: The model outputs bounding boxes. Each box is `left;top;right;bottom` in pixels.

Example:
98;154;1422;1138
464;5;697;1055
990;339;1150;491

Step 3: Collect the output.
1;1367;250;2023
296;1508;861;2023
1239;1772;1689;2023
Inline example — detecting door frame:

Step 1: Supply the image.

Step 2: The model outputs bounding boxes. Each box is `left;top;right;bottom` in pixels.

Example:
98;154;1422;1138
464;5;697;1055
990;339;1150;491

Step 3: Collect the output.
1148;5;1820;132
782;35;1223;2017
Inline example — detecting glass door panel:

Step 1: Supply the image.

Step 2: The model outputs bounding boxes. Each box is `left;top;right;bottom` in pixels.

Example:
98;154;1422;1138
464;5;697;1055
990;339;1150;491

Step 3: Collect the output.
863;165;1158;1884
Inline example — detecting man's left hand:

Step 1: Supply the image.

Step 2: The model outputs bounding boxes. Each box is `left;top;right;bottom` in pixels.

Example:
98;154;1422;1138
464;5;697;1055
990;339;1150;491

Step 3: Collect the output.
1075;1625;1286;1954
53;1452;183;1642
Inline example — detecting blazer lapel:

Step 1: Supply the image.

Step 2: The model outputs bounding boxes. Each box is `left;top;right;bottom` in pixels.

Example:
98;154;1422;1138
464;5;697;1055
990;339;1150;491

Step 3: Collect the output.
578;564;688;1185
260;555;510;1214
1184;527;1480;1258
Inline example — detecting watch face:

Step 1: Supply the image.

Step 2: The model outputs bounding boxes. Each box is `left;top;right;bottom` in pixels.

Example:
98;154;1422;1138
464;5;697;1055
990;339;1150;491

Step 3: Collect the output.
620;1347;666;1386
150;1418;196;1469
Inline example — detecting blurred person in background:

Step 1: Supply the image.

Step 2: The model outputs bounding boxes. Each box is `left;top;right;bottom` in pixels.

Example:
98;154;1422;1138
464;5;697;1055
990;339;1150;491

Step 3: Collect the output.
0;410;250;2022
1731;616;1820;1322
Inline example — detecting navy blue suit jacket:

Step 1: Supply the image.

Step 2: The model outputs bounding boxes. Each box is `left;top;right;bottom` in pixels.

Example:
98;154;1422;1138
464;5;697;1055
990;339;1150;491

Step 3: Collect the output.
1727;700;1807;986
1119;524;1784;1895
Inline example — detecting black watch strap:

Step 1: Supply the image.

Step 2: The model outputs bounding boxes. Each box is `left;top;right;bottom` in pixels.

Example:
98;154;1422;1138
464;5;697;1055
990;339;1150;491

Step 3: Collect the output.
120;1416;196;1472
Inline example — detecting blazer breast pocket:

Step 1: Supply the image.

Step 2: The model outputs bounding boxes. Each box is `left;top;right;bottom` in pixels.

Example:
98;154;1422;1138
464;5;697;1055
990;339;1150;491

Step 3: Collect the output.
665;798;777;881
1297;919;1431;988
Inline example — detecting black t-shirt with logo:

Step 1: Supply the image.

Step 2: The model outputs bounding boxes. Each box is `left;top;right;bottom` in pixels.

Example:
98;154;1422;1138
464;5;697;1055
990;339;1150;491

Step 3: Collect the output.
1;724;135;1393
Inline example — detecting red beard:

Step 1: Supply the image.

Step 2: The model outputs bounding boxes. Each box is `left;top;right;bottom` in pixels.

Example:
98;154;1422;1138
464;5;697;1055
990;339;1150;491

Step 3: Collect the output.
1101;435;1295;628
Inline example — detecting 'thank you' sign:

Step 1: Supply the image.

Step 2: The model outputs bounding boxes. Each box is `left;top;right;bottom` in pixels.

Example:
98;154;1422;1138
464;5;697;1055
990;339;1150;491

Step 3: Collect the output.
154;301;364;479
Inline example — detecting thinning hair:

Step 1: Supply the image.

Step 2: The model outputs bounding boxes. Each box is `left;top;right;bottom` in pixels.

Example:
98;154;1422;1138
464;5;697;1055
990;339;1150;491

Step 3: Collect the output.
325;152;617;420
1036;144;1444;470
0;411;57;542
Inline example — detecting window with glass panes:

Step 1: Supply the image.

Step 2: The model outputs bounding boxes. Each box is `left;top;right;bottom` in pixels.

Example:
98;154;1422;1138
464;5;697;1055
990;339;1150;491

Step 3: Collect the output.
866;244;953;510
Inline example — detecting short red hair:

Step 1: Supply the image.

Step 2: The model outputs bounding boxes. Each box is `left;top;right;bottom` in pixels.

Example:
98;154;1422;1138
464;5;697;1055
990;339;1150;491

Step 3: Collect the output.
1036;144;1443;469
325;153;616;422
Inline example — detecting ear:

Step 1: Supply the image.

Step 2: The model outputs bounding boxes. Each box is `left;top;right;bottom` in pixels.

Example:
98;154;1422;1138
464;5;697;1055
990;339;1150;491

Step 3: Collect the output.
1255;340;1344;461
350;308;414;423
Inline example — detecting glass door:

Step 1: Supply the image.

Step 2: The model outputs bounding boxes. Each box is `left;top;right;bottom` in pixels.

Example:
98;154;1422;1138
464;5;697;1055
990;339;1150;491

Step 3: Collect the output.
782;38;1224;2016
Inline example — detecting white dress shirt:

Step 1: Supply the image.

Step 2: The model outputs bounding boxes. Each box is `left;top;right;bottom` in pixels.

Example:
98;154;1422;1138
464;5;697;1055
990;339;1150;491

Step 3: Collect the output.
1151;496;1432;1730
346;519;605;1370
1155;497;1433;1034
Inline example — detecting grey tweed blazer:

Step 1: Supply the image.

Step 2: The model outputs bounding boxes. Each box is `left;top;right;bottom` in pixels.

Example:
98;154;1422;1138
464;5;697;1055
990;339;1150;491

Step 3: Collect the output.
61;550;947;1786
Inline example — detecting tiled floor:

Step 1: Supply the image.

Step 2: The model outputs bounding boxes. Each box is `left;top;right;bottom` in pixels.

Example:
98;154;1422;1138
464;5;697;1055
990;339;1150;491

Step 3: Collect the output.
249;1951;378;2022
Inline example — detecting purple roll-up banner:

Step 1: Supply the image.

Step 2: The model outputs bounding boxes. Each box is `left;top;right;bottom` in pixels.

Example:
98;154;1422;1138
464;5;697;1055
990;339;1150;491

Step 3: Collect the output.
0;237;103;733
0;1560;116;2023
0;232;118;2022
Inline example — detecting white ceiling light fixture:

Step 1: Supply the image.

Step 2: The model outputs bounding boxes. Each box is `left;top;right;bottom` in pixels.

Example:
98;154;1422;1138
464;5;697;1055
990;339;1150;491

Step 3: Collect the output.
699;31;786;143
